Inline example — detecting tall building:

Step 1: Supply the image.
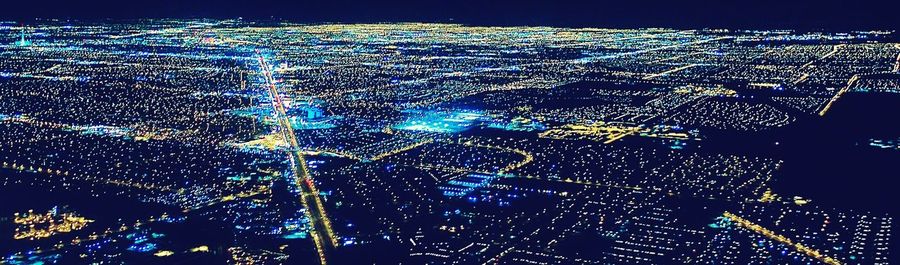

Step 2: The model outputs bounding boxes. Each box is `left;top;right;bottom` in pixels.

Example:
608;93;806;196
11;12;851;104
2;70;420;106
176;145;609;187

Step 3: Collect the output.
16;27;31;46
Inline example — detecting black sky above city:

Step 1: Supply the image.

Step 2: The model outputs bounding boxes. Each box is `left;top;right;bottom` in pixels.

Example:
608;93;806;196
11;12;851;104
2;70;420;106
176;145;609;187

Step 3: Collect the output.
1;0;898;30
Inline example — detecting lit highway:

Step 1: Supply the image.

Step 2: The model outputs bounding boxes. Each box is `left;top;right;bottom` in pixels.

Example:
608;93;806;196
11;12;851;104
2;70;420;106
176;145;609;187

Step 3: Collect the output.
257;52;337;264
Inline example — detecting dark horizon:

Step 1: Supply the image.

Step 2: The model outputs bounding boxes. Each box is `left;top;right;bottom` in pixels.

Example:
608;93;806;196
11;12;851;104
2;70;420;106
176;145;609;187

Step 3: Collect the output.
2;0;898;30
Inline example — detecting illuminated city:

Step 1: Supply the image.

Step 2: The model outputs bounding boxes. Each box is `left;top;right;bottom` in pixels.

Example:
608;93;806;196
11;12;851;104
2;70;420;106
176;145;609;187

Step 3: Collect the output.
0;18;897;264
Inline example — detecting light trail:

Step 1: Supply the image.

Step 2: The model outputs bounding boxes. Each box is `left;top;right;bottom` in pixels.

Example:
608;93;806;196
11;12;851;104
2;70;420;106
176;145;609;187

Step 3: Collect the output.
643;63;700;80
649;51;705;64
795;44;844;84
257;53;337;265
818;74;859;116
369;139;433;161
602;130;635;144
799;44;843;70
592;36;733;60
793;73;810;85
723;212;842;265
459;140;534;173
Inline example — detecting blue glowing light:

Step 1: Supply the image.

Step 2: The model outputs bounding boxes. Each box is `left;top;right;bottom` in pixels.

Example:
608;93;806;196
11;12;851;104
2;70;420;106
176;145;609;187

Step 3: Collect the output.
394;109;484;133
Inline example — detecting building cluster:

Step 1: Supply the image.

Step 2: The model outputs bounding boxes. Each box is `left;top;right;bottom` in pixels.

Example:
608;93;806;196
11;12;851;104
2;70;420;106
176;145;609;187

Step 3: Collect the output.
0;19;896;264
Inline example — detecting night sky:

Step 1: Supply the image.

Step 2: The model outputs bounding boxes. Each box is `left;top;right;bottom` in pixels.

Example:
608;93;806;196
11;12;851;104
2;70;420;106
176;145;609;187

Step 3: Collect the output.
1;0;898;30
